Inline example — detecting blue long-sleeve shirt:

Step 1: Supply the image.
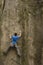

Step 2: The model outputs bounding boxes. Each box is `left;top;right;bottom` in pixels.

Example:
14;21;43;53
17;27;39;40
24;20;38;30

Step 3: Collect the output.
11;35;20;44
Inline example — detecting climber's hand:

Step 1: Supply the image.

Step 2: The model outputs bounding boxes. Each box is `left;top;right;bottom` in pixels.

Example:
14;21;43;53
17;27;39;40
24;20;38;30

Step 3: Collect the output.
18;31;21;37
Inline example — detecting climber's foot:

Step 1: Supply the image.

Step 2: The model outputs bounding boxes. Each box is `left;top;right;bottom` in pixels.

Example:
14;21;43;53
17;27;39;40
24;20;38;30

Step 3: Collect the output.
3;52;7;56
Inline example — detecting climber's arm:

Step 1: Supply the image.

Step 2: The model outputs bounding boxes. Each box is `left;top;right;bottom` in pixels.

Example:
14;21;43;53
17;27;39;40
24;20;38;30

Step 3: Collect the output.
18;31;21;37
9;35;12;42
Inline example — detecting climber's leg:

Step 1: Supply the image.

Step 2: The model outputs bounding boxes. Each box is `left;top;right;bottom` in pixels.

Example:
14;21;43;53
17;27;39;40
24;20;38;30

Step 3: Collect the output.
10;42;14;47
3;42;14;55
15;44;21;56
3;45;11;55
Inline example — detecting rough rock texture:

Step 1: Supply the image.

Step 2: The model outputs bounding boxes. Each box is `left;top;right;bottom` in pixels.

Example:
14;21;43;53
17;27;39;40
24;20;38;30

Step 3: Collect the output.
1;0;21;65
0;0;43;65
1;0;21;50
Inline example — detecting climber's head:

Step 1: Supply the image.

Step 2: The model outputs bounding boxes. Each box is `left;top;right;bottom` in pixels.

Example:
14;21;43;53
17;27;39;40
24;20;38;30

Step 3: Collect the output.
14;33;17;36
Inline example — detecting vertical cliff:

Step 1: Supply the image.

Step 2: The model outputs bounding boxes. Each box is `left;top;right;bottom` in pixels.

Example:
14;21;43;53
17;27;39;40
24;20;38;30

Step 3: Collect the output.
0;0;43;65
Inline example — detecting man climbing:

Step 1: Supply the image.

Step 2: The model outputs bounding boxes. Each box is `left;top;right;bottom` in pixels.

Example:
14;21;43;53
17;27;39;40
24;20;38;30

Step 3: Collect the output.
10;32;21;56
3;31;21;56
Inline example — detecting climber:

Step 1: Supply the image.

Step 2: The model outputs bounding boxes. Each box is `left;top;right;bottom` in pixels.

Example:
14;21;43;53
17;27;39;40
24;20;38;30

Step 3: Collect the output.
3;31;21;56
10;32;21;56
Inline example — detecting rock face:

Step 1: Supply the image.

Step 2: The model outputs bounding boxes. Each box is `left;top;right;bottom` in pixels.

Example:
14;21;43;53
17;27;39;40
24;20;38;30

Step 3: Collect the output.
1;0;21;51
0;0;43;65
1;0;21;65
